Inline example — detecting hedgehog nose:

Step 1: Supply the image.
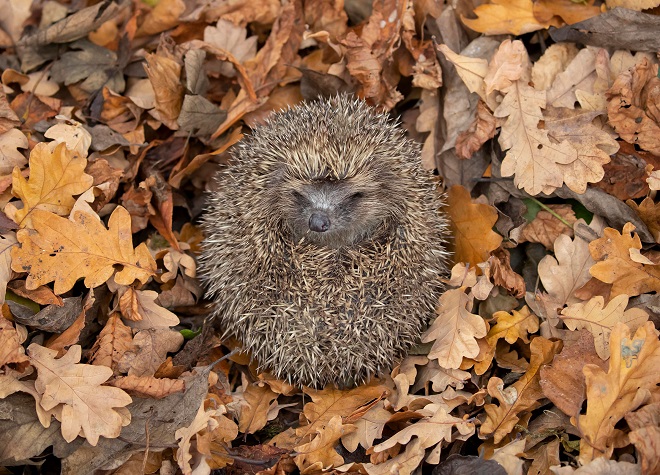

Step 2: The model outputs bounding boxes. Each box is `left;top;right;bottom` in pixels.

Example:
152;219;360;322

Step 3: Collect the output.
309;213;331;232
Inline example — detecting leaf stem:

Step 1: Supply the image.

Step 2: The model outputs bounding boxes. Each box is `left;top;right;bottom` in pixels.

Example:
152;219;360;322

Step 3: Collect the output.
527;197;573;228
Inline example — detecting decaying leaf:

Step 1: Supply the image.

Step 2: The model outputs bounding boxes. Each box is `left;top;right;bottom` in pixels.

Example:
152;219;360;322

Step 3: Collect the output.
29;344;132;446
11;207;156;294
5;142;93;228
576;321;660;463
446;185;502;267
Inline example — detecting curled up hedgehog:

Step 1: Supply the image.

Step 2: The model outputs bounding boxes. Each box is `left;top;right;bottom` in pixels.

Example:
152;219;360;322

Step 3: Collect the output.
199;95;449;388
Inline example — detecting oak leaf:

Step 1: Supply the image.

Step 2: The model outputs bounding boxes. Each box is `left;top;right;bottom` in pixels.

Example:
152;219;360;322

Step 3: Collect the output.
537;231;597;323
480;337;562;443
297;382;389;443
520;204;577;250
11;207;157;294
118;287;180;329
561;295;649;359
446;185;502;267
543;106;619;194
5;142;93;228
539;330;607;417
496;80;578;196
175;402;222;475
237;384;278;434
294;415;355;471
576;321;660;463
29;344;132;445
625;403;660;475
607;58;660;156
364;438;426;475
340;402;392;452
627;196;660;243
437;45;488;101
0;128;28;174
89;312;133;372
0;315;28;369
422;288;488;369
461;0;559;36
589;223;660;297
372;404;474;455
0;232;16;305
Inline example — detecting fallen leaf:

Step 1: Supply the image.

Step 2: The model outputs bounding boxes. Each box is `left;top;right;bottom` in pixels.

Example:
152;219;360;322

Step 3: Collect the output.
0;315;28;369
520;204;577;250
237;384;278;434
5;142;93;228
422;288;488;369
539;330;608;417
481;337;562;443
455;101;498;160
589;223;660;297
461;0;559;36
118;287;180;329
0;128;28;175
532;0;600;25
294;415;355;471
561;294;649;359
607;58;660;156
627;197;660;244
144;41;184;130
11;207;157;294
576;321;660;463
89;312;134;372
446;185;502;267
625;403;660;475
29;343;132;445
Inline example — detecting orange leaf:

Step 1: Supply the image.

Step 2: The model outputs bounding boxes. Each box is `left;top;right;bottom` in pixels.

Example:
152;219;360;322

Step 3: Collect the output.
446;185;502;267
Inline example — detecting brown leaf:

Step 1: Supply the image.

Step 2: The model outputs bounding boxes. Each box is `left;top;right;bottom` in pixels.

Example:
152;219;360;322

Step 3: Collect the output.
118;287;180;329
0;315;29;369
480;337;562;443
117;327;183;376
136;0;186;37
533;0;600;25
5;142;93;228
607;58;660;156
29;343;132;445
89;312;134;373
627;196;660;243
11;207;157;294
489;248;526;298
455;101;498;160
109;374;185;399
625;403;660;475
238;384;278;434
294;415;355;471
422;288;488;369
539;330;607;417
446;185;502;267
144;40;184;130
589;223;660;297
561;294;649;359
520;204;577;250
461;0;560;36
576;322;660;463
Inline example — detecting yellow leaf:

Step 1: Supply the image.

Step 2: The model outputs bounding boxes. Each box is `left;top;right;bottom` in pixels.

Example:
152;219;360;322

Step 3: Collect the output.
589;223;660;297
481;337;562;443
11;207;157;294
561;295;649;359
461;0;560;36
421;288;488;369
446;185;502;267
6;142;93;228
29;344;132;446
490;306;540;345
576;321;660;464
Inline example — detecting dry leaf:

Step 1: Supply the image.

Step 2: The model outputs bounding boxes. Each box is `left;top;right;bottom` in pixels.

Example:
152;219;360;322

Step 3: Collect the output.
0;315;28;369
627;197;660;243
144;43;184;130
422;288;488;369
237;384;278;434
175;402;221;475
607;58;660;156
539;330;607;418
520;204;577;250
11;207;157;294
461;0;560;35
446;185;502;267
496;78;578;196
576;321;660;463
589;223;660;297
625;403;660;475
294;415;355;471
481;337;562;443
561;295;649;359
537;230;597;322
0;128;28;175
89;312;134;372
5;142;93;228
29;343;132;445
118;287;180;329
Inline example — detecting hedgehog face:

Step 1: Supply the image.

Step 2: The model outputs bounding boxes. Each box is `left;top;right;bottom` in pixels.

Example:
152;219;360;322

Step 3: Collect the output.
281;178;391;248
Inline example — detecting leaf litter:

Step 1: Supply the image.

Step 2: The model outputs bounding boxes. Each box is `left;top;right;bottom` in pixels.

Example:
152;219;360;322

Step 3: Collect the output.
0;0;658;474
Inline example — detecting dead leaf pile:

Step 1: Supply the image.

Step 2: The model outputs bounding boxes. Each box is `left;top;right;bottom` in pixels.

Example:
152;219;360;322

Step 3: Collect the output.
0;0;658;474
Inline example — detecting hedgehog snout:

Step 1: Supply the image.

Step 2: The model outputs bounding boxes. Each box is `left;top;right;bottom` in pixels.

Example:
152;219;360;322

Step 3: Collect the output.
309;212;331;232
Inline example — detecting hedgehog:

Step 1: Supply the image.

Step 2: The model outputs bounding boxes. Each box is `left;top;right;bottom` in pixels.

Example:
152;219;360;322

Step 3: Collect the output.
199;95;449;388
